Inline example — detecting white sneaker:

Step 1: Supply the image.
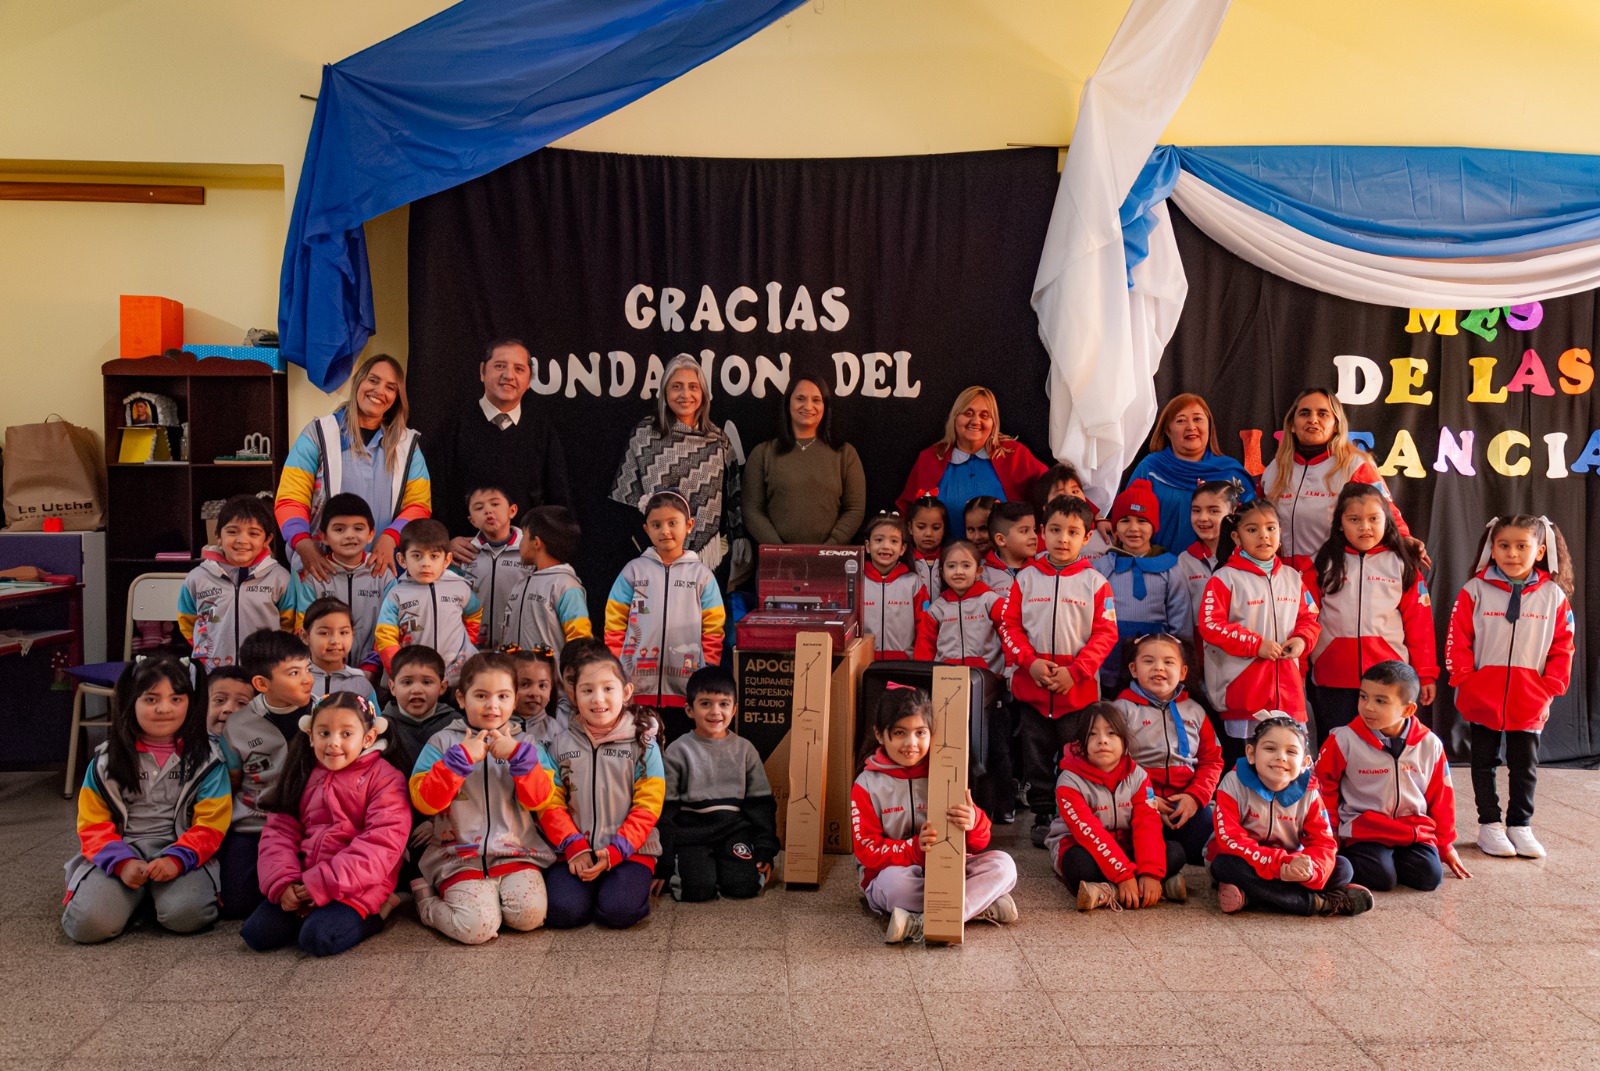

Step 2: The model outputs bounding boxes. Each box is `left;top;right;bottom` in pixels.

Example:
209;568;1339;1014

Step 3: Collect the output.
976;893;1019;925
1476;822;1516;857
884;907;924;944
1507;825;1547;858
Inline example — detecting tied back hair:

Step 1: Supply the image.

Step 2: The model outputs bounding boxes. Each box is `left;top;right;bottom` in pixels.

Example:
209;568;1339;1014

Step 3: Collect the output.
860;685;933;768
107;652;209;792
1314;482;1420;596
1216;499;1280;559
260;692;378;814
1475;514;1575;595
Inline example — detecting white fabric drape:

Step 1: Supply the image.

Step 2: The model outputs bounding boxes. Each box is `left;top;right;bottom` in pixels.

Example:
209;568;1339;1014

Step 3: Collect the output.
1031;0;1231;509
1170;170;1600;307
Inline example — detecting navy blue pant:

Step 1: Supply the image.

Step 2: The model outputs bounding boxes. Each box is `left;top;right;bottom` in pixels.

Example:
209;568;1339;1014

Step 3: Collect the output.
1209;853;1356;916
217;831;264;921
1340;841;1443;892
1056;840;1185;888
1163;803;1214;867
240;901;381;956
544;859;653;929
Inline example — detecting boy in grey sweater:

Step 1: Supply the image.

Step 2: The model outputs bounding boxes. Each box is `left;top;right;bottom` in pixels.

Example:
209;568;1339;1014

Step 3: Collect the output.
653;666;779;901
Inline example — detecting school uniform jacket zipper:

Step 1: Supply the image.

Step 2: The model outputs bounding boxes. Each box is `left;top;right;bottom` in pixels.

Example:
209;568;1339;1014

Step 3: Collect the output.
1048;571;1061;719
480;757;493;877
231;567;247;662
1289;462;1311;558
1355;556;1366;680
655;560;672;703
429;584;439;652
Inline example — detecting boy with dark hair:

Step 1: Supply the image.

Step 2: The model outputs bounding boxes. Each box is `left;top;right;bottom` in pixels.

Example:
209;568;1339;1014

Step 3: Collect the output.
374;519;481;683
653;665;778;902
289;492;386;667
998;495;1119;847
1314;660;1470;891
501;505;592;663
300;596;379;704
179;494;294;668
982;501;1039;598
378;645;457;781
216;628;316;917
458;484;532;648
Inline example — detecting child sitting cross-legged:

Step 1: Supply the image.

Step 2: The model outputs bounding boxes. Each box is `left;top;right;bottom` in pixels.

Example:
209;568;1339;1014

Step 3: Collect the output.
1046;701;1188;911
653;665;778;902
1207;714;1373;917
851;686;1019;944
1314;661;1471;892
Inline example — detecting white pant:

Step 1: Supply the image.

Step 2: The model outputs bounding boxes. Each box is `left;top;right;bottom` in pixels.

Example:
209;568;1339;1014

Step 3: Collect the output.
864;851;1018;920
416;868;546;945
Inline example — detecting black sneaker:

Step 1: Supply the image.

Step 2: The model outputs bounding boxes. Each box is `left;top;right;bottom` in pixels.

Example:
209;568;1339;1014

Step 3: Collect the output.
1313;883;1375;917
997;809;1016;825
1030;815;1051;849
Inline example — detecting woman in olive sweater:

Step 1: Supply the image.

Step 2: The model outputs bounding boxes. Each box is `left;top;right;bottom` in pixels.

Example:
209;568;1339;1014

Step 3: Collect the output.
742;374;866;546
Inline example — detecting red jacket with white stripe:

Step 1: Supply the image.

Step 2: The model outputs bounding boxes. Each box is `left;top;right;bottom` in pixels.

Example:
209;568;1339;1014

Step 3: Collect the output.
1307;547;1438;689
997;556;1118;718
1313;717;1456;852
1044;748;1166;883
913;583;1004;673
861;562;926;661
1446;567;1574;732
1198;553;1320;722
1205;763;1338;887
849;749;992;890
1261;450;1413;571
1112;686;1224;805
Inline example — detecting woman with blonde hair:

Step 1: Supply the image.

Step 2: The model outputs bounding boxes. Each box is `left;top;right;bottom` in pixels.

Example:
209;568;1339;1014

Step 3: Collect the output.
896;386;1048;514
1259;387;1422;571
1123;393;1254;554
275;354;431;580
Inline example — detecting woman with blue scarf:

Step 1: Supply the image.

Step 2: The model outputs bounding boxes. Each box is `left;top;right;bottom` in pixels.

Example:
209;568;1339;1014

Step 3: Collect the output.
1124;393;1255;553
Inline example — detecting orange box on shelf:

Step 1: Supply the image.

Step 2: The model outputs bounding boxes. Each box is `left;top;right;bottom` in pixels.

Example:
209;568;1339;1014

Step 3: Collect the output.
119;295;183;359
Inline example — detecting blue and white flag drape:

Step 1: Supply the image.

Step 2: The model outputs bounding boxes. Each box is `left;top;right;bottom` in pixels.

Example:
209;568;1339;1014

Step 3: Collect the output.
1033;1;1600;505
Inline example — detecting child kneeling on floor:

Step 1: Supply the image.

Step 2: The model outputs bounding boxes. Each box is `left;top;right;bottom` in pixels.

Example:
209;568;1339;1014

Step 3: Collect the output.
1207;715;1373;917
243;693;409;955
851;686;1018;944
1046;702;1187;911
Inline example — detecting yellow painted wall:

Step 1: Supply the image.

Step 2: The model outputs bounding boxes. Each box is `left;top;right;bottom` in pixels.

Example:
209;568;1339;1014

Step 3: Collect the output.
2;0;1599;445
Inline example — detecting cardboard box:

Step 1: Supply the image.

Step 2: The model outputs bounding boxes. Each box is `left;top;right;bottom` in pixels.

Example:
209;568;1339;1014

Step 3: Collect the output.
782;632;832;886
119;295;183;359
923;666;972;944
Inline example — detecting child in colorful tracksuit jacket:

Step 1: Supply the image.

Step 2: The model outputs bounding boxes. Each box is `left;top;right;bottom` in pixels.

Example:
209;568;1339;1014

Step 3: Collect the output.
604;546;725;713
1446;515;1575;859
179;547;295;669
374;571;481;684
1314;693;1459;892
1199;501;1320;754
292;557;387;668
460;527;533;649
502;562;592;665
1093;480;1190;691
538;699;665;930
1206;717;1370;917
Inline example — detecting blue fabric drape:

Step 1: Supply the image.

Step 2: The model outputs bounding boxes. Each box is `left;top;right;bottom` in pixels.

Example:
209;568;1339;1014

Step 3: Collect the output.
1121;145;1600;283
279;0;807;390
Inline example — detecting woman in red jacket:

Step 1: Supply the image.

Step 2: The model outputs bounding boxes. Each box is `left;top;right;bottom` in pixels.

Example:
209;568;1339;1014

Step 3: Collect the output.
1044;703;1188;911
243;693;410;956
896;386;1048;515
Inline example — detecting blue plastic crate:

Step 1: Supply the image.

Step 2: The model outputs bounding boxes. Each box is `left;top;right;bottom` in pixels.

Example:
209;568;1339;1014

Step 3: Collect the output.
184;345;284;372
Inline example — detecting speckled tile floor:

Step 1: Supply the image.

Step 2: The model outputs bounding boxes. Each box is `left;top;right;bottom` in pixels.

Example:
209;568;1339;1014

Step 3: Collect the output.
6;767;1600;1070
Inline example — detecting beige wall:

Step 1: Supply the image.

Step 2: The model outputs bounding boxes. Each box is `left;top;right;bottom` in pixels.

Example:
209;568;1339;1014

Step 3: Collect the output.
3;0;1599;445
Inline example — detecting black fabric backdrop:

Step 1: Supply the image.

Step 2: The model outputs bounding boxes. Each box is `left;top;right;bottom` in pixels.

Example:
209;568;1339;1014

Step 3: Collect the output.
407;147;1059;622
1160;207;1598;764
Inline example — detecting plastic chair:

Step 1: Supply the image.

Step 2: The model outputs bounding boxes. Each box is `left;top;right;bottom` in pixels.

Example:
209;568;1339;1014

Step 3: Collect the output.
63;573;187;797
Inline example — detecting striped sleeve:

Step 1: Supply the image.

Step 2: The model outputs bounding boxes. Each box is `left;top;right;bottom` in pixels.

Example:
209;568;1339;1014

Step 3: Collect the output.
176;578;199;643
509;742;558;813
699;574;726;666
276;576;297;632
535;765;586;860
289;571;317;633
274;427;324;550
162;763;232;872
606;742;666;866
374;587;403;670
462;590;483;646
76;762;135;876
408;738;473;816
603;571;635;656
557;587;594;641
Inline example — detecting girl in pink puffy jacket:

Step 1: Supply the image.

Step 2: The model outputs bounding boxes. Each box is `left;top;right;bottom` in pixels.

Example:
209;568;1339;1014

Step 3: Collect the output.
241;693;410;956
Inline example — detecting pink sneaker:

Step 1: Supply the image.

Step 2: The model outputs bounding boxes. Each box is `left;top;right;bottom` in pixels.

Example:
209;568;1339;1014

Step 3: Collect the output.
1217;882;1247;914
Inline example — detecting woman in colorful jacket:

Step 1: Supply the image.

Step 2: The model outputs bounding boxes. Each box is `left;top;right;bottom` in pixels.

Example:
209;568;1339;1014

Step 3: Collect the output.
275;354;432;582
896;386;1049;515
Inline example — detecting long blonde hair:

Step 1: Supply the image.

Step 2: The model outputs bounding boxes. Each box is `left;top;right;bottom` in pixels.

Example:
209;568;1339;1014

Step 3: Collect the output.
1266;388;1364;500
939;386;1017;460
339;354;409;471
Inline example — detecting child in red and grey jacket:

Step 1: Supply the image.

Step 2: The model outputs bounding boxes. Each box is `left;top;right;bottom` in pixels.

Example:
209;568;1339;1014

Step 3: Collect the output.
913;541;1004;674
861;513;927;661
1045;702;1187;911
850;687;1018;943
1112;634;1223;866
1447;515;1575;861
1207;715;1372;917
998;495;1119;848
1306;483;1436;750
1198;499;1319;766
1315;661;1471;893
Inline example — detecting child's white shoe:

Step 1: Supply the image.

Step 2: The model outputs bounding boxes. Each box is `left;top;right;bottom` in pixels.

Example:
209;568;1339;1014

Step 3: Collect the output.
1476;822;1517;857
1076;881;1121;912
1507;826;1546;858
884;907;924;944
975;893;1019;925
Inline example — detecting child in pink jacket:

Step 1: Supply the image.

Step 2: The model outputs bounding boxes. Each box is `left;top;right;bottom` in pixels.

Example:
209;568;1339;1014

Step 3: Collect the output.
241;693;410;956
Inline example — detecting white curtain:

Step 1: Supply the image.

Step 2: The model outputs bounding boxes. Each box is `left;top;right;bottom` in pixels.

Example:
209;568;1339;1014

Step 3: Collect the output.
1169;170;1600;307
1031;0;1231;509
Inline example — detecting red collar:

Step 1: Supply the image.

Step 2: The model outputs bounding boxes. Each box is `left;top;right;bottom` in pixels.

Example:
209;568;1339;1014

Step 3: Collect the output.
865;561;912;583
1026;555;1093;578
863;747;926;779
1060;744;1138;785
1223;550;1280;578
939;582;994;603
